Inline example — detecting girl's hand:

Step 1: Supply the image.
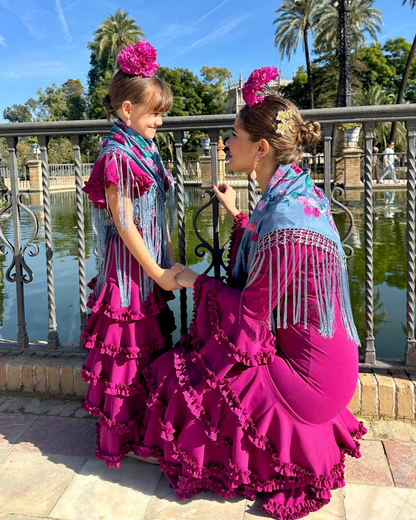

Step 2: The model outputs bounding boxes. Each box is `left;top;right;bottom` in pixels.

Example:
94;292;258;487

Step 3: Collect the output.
211;183;239;219
175;265;199;289
154;263;185;291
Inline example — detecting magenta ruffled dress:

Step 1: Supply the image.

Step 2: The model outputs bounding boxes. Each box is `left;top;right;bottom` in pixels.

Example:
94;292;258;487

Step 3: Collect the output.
138;213;365;520
80;151;175;467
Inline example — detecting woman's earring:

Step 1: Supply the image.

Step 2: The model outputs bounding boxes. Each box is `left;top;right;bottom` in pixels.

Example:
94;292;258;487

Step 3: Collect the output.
126;115;131;127
250;156;258;180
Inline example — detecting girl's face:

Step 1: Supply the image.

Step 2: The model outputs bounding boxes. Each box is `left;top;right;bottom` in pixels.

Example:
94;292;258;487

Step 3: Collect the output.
226;115;258;173
129;103;163;140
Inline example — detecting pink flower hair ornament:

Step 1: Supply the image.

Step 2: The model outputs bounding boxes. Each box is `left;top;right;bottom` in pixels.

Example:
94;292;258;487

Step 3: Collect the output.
242;66;279;107
118;40;159;77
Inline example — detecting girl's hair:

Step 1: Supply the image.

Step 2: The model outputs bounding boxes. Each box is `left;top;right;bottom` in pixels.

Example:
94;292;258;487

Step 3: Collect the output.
239;96;321;165
103;70;173;120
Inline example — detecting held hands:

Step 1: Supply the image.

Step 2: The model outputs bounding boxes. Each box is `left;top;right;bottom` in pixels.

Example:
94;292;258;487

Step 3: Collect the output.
175;265;199;289
154;263;185;291
211;183;240;219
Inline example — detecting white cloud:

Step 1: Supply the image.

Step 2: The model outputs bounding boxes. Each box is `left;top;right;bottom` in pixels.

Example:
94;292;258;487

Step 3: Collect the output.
193;0;231;25
0;61;64;79
55;0;71;42
176;15;252;56
0;31;5;47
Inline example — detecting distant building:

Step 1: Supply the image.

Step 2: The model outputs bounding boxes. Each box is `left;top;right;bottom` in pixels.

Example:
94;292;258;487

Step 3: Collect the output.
227;70;294;114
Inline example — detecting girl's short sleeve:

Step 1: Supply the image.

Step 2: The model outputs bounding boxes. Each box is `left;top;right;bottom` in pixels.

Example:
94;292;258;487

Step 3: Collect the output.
82;150;154;208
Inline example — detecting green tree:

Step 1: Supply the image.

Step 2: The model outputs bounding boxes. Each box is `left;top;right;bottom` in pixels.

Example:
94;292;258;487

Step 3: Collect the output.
355;44;396;93
273;0;320;109
313;0;383;54
388;0;416;141
94;9;144;78
3;104;33;123
157;67;205;116
280;66;310;109
200;66;232;114
62;79;87;120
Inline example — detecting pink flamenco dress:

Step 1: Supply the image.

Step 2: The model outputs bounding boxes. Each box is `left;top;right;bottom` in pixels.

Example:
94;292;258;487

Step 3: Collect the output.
80;120;176;467
139;163;366;520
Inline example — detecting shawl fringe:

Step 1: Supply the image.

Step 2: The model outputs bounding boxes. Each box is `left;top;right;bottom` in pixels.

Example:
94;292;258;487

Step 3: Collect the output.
246;229;360;345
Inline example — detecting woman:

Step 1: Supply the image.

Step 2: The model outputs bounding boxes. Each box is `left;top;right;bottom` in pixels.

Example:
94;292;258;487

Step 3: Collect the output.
138;67;365;520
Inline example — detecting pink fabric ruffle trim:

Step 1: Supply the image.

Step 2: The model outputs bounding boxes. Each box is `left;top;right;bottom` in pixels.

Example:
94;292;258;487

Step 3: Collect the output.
82;151;154;208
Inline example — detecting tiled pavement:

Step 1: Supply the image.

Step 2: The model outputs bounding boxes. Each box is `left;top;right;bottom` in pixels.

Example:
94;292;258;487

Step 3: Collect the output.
1;397;416;520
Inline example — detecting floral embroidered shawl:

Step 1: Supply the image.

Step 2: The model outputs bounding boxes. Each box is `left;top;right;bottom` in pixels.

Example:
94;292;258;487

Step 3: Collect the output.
233;162;360;344
90;119;175;307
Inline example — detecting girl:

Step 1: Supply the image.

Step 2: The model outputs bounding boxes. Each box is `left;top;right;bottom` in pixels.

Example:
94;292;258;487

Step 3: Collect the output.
80;41;183;467
139;67;365;519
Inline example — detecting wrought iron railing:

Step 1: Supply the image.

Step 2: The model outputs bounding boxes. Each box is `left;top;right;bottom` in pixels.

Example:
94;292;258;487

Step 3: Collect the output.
0;104;416;366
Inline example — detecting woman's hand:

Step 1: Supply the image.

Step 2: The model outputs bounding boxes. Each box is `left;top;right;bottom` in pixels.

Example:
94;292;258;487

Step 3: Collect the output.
175;265;199;289
211;183;240;220
154;263;185;291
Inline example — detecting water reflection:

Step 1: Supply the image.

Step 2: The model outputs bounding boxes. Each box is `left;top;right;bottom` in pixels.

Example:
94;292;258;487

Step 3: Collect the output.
0;188;409;358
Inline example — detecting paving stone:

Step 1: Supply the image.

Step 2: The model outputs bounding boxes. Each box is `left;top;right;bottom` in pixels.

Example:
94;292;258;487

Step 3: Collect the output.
73;406;91;419
50;457;162;520
0;451;84;516
384;441;416;488
58;400;82;417
344;440;394;486
0;514;50;520
244;488;345;519
145;473;246;520
0;397;40;415
390;421;412;442
0;451;10;464
343;483;416;520
405;422;416;443
13;416;96;458
32;399;66;415
0;413;37;451
369;420;394;441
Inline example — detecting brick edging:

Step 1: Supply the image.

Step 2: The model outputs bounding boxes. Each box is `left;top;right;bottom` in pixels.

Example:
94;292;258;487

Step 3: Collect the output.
1;348;415;419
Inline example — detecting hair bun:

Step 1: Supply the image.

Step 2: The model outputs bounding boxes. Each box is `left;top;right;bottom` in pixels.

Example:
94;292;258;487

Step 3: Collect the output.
299;120;321;147
103;94;114;118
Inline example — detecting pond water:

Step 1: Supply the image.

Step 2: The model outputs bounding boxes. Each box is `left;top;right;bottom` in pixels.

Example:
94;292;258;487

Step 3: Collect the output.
0;188;408;359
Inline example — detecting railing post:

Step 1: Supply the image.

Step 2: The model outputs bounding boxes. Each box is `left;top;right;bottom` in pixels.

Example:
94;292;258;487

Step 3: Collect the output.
322;123;333;199
208;129;221;279
405;121;416;366
38;136;60;349
248;177;256;216
173;130;188;336
71;135;87;342
363;123;376;364
6;137;29;348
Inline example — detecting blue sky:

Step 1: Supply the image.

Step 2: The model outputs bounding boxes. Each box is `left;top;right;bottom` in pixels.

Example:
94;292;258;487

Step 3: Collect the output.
0;0;415;121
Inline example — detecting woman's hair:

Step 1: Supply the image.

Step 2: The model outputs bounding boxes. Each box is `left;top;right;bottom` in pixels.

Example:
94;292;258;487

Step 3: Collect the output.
239;96;321;165
103;70;173;121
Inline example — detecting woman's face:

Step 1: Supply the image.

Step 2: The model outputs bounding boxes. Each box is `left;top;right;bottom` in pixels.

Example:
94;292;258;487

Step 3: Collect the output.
226;115;258;173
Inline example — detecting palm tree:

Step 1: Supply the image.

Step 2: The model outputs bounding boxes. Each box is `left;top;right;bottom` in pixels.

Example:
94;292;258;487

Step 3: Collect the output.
273;0;320;109
356;86;406;150
313;0;383;54
390;0;416;143
94;9;145;78
312;0;383;106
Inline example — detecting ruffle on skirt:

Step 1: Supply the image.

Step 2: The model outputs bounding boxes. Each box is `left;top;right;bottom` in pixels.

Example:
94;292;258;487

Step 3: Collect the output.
138;274;366;520
81;275;175;467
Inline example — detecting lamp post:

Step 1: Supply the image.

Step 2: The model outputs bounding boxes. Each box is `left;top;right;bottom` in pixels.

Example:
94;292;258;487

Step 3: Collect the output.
336;0;352;108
